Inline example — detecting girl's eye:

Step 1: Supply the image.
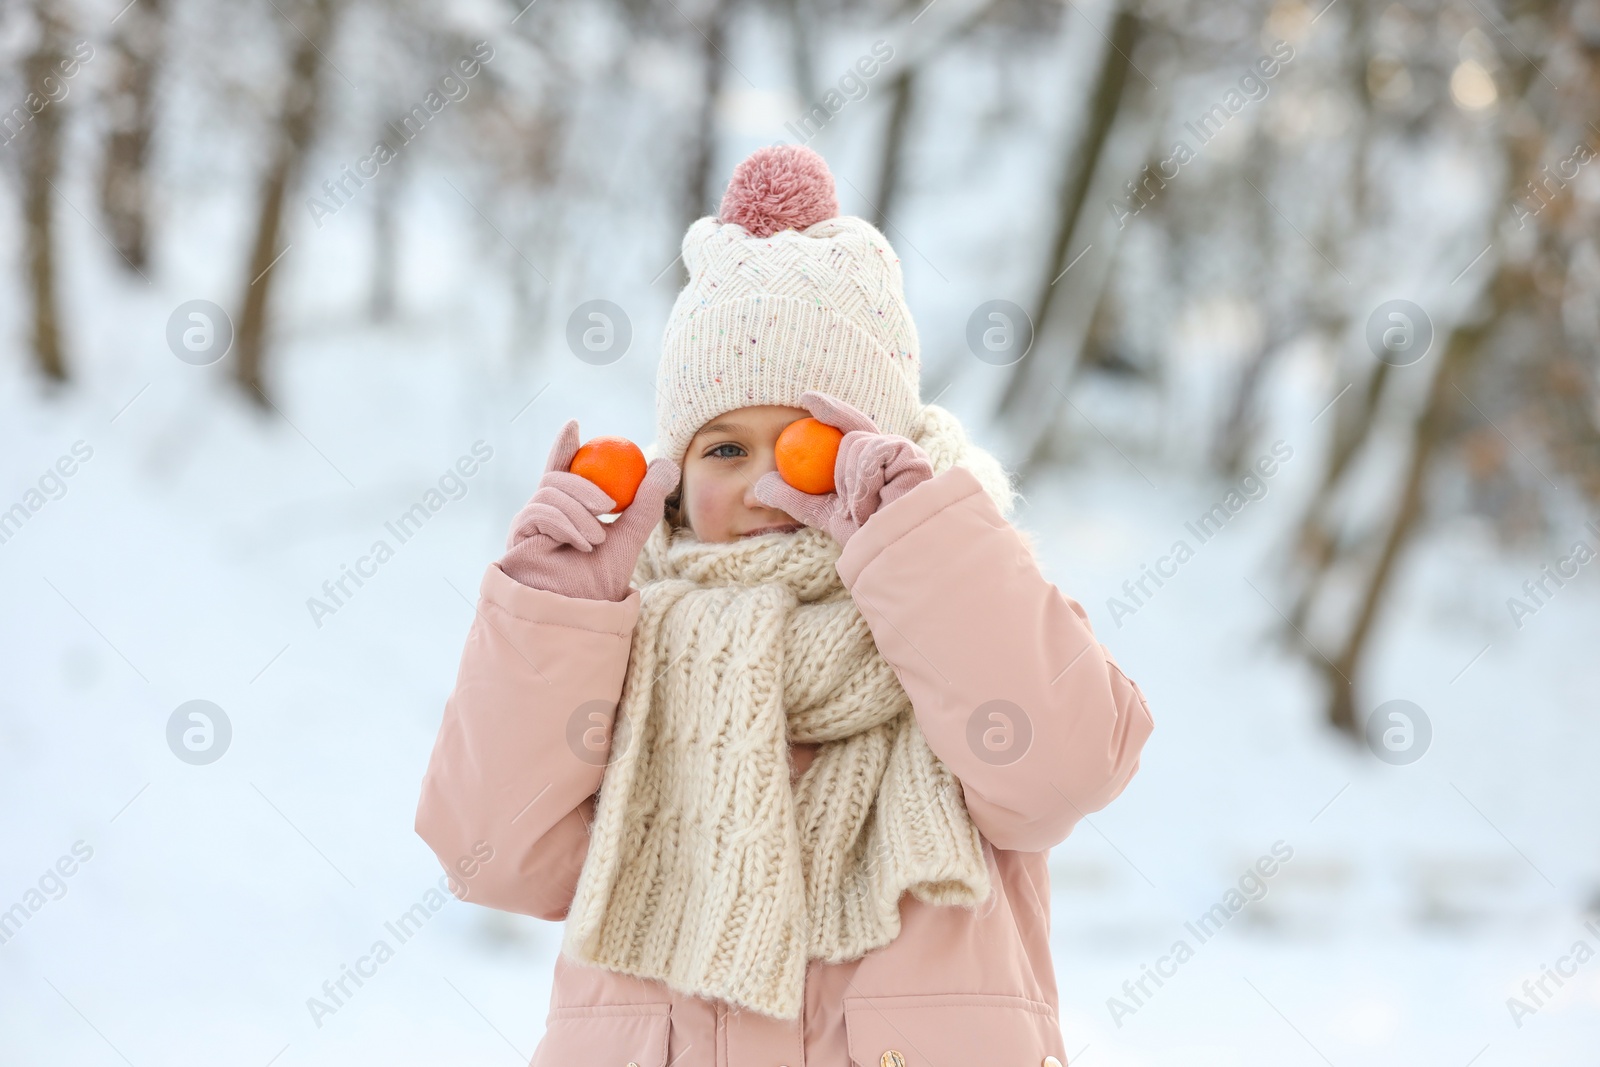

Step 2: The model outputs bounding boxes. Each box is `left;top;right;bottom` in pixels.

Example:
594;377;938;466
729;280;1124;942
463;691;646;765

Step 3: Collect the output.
706;443;745;460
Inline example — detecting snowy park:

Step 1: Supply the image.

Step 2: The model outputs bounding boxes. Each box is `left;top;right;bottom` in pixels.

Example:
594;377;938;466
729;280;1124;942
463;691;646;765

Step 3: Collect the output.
2;0;1597;1063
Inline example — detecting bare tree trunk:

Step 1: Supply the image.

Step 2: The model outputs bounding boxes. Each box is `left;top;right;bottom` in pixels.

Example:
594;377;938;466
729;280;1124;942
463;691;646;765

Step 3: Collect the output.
100;0;164;274
234;0;338;408
1323;319;1486;734
676;0;731;286
1283;357;1392;636
1211;134;1287;478
781;0;815;106
996;5;1145;479
1211;331;1277;476
871;66;914;233
996;7;1138;416
369;180;397;321
21;1;69;383
368;121;406;322
868;1;1001;246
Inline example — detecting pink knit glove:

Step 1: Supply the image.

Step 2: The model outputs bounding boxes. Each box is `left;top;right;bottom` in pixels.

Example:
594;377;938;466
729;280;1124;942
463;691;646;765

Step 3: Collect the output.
499;419;681;603
753;390;934;550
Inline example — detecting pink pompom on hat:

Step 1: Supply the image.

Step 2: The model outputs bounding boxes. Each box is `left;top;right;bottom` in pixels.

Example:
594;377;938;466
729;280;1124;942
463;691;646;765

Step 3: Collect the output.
715;144;840;238
650;144;923;468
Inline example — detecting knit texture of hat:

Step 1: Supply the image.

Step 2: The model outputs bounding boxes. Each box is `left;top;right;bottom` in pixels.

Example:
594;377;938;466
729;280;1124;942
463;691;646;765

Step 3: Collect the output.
651;144;923;467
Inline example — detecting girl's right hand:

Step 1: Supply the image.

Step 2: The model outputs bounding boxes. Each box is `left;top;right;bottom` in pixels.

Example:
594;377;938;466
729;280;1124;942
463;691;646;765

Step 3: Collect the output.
498;419;680;603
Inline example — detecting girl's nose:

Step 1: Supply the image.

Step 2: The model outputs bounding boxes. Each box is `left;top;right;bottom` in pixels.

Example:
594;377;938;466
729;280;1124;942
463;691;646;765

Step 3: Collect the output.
743;454;794;518
743;459;778;506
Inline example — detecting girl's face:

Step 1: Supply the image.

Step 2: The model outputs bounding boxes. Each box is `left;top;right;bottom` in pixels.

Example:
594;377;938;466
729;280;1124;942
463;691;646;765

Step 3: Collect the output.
679;405;810;543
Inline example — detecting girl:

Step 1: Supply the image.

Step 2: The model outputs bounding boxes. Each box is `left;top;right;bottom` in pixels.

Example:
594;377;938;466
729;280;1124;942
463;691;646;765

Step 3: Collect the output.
416;145;1154;1066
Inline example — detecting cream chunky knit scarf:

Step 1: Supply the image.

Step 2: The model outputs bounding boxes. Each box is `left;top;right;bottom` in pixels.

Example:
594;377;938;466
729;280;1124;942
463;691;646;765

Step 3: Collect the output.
559;404;1022;1020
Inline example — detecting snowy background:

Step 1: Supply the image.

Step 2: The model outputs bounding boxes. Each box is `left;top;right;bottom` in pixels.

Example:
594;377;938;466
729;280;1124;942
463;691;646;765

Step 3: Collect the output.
2;0;1597;1063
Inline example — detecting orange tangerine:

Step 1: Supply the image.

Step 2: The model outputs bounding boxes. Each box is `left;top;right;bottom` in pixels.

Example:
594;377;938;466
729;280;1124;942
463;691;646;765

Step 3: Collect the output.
775;417;843;495
569;436;647;513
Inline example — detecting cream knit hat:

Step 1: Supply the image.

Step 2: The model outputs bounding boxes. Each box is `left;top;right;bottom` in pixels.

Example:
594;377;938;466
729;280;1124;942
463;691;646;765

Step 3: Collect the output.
650;145;923;467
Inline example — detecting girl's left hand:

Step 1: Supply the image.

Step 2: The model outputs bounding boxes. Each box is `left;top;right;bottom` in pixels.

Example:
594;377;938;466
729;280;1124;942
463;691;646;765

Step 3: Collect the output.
754;390;934;549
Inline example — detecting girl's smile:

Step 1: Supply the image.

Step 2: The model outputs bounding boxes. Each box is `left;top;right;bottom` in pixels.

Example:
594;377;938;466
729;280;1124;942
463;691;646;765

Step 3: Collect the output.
741;522;803;538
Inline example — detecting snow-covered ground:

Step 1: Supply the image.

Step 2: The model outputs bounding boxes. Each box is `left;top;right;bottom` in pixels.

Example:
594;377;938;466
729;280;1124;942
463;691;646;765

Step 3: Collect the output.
5;292;1595;1064
3;79;1597;1067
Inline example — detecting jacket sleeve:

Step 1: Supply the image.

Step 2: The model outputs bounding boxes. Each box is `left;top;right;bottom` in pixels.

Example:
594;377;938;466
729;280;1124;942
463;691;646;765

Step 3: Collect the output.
415;560;639;920
835;465;1155;854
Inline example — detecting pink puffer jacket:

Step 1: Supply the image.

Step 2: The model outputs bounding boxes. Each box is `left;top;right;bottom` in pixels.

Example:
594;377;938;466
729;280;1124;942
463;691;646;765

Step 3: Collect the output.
416;465;1155;1067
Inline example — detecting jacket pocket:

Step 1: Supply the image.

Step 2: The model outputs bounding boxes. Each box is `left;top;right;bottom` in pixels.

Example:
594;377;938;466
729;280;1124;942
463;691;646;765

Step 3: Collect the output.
530;1003;672;1067
843;992;1068;1067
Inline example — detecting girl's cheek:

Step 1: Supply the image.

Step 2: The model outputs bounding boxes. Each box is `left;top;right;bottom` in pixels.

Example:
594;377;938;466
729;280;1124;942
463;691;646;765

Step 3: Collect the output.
687;480;725;528
695;472;747;540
